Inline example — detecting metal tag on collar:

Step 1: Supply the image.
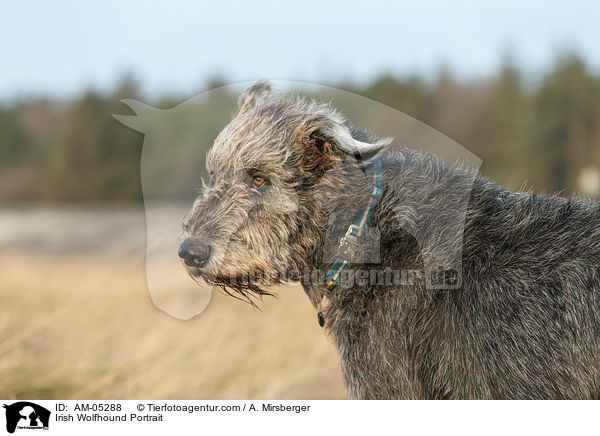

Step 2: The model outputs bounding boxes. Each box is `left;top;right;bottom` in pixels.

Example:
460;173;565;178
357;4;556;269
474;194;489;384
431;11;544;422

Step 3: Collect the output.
337;224;361;260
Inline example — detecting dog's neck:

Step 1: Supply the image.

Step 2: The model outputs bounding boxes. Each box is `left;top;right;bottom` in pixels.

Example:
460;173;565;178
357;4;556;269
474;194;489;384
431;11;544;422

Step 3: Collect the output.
301;146;480;322
300;155;387;312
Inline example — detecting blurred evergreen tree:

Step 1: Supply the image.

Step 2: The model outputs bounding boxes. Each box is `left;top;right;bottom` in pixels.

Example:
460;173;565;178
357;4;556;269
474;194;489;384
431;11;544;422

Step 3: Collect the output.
360;74;431;120
0;106;29;167
533;54;600;193
42;78;143;201
474;58;534;189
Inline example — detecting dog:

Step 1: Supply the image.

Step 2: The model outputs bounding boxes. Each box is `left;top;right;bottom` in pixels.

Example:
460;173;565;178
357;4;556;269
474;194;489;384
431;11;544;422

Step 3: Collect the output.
179;81;600;399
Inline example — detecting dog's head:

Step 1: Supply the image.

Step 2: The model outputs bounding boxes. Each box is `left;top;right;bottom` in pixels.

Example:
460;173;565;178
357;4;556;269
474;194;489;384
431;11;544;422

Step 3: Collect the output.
179;81;389;298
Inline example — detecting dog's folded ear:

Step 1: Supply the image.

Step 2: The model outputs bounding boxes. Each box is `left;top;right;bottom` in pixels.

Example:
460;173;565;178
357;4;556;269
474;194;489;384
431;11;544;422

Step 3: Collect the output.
237;81;273;114
299;116;390;174
332;124;391;157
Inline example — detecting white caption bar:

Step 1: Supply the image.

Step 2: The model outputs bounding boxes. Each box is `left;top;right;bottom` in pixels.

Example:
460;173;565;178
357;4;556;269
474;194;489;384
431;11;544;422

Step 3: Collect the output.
0;400;595;436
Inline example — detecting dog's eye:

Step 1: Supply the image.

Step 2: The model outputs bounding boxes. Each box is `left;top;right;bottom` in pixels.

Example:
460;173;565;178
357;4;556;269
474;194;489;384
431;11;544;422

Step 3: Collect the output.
252;175;266;189
209;173;216;187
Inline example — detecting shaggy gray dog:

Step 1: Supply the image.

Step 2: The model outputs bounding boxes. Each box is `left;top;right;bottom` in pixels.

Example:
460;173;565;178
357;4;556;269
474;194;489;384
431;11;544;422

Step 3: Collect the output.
179;81;600;399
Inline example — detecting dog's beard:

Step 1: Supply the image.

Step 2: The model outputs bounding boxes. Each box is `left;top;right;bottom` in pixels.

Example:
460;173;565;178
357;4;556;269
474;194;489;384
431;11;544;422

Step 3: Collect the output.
214;279;275;307
186;265;278;307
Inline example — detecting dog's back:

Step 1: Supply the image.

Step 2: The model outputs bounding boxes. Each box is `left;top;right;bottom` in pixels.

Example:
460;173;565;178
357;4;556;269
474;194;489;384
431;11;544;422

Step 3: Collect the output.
325;146;600;399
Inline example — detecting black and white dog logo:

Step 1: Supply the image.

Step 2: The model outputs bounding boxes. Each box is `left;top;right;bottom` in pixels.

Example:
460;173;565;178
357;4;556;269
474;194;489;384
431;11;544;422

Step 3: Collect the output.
3;402;50;434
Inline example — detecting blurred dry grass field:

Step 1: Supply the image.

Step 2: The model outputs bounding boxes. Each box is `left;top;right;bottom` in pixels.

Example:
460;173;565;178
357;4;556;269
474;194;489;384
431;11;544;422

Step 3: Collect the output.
0;253;346;399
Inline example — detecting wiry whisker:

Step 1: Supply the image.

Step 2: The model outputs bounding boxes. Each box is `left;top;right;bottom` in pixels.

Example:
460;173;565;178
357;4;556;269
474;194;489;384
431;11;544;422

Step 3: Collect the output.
218;284;258;308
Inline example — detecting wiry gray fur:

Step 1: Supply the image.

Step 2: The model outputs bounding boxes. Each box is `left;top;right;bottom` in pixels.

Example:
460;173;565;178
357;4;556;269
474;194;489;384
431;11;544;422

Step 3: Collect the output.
181;82;600;399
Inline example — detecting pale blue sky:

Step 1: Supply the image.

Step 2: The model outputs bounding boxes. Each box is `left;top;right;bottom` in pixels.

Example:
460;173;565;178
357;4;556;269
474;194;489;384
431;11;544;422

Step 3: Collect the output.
1;0;599;100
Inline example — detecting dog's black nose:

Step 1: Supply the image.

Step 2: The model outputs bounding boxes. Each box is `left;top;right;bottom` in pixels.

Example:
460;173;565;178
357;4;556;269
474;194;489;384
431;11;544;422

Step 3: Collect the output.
178;239;211;268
